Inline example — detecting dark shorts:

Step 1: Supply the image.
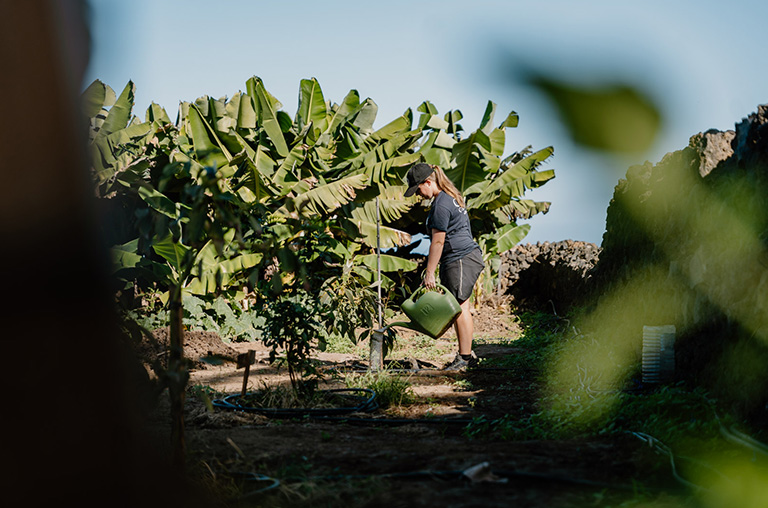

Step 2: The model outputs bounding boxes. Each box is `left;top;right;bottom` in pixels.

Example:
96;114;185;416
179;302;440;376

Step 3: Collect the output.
440;248;484;304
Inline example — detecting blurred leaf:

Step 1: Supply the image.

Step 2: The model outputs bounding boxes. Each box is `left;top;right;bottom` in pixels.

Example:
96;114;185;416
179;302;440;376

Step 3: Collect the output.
528;76;661;154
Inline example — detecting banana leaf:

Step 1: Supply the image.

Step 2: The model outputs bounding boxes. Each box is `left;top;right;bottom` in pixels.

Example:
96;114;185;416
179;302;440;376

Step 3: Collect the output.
352;98;378;132
356;253;418;272
448;129;492;192
95;80;134;143
81;79;116;119
325;89;362;135
110;239;142;271
187;103;232;168
145;102;171;125
349;185;414;224
494;223;531;253
138;183;186;219
466;146;555;209
246;77;289;157
352;219;412;250
290;173;369;216
152;234;189;275
296;77;328;131
369;110;412;142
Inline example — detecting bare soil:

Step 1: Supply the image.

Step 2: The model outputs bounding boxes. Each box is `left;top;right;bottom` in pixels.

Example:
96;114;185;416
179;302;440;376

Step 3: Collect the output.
138;304;689;507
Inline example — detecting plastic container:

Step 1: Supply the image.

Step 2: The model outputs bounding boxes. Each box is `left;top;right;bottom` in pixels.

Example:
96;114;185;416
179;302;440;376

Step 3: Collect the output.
642;325;676;384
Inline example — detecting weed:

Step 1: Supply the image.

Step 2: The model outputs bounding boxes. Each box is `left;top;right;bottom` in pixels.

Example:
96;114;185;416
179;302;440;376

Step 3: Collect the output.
233;382;366;410
322;333;365;355
270;457;386;508
463;414;521;440
480;310;570;374
452;379;474;391
344;370;415;409
190;384;223;411
387;333;453;362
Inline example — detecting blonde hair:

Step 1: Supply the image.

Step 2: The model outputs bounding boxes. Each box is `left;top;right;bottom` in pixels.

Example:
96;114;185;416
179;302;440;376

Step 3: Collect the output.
426;164;465;208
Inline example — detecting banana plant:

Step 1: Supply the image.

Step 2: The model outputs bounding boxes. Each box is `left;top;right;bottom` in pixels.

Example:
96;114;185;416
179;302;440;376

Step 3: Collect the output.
84;74;556;326
410;100;554;244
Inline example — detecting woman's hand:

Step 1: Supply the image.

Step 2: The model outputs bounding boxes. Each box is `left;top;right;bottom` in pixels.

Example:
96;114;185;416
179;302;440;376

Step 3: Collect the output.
424;228;445;290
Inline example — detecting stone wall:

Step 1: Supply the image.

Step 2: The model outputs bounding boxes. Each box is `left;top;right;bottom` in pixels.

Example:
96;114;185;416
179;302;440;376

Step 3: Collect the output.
496;240;601;313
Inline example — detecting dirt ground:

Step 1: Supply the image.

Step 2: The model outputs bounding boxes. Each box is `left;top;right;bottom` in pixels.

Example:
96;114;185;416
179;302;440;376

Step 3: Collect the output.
139;304;689;508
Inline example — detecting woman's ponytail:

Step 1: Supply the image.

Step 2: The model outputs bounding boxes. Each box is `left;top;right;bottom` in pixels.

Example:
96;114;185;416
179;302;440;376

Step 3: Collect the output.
428;164;465;208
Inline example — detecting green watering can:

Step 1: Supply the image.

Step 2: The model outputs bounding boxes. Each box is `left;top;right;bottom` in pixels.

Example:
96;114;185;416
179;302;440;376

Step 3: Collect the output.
389;284;462;339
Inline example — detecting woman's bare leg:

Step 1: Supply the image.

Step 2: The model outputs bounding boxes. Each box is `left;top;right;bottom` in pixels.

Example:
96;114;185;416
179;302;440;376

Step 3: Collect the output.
454;298;474;355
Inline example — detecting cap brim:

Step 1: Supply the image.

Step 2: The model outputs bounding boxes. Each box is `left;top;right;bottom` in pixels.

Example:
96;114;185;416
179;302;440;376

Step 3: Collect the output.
404;184;419;197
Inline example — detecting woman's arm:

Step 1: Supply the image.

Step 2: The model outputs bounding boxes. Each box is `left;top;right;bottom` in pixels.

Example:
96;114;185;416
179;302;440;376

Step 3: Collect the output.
424;228;445;289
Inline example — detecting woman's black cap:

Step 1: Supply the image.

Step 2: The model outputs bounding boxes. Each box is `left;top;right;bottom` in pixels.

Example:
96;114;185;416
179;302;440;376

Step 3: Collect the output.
404;163;434;197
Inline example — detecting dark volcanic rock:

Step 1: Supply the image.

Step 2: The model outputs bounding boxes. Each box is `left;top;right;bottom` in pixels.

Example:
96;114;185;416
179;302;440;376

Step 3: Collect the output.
497;240;601;314
591;104;768;425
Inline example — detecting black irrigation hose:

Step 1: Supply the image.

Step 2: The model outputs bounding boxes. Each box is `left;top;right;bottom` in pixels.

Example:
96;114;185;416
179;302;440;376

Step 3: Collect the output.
212;388;378;417
307;415;475;425
212;389;474;425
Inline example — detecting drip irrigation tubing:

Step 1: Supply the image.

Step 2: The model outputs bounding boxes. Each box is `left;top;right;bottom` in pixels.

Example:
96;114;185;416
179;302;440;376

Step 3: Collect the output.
305;415;475;425
233;467;680;494
212;388;378;417
211;386;480;424
213;394;474;425
719;424;768;457
222;472;280;498
330;366;518;375
628;428;768;493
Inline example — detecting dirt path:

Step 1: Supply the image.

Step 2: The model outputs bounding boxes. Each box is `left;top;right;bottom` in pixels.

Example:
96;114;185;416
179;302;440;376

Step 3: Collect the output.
136;304;689;507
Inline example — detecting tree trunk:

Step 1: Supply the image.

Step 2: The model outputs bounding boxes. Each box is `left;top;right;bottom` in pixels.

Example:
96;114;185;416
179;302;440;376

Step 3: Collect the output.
169;286;186;471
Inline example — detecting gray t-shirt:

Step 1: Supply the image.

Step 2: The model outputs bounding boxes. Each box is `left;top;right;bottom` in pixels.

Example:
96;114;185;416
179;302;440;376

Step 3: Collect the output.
426;191;479;265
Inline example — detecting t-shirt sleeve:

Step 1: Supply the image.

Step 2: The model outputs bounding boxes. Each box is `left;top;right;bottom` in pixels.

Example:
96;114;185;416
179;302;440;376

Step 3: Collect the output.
429;201;451;232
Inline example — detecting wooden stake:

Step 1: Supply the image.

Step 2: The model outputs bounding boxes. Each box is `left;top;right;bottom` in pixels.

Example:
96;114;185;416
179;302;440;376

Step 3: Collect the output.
237;350;256;396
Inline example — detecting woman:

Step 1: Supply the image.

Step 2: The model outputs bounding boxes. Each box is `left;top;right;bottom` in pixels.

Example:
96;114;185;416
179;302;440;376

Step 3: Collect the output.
404;162;485;370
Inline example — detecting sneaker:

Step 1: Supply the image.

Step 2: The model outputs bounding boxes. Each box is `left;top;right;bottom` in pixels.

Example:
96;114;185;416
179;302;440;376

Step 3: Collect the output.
443;351;478;371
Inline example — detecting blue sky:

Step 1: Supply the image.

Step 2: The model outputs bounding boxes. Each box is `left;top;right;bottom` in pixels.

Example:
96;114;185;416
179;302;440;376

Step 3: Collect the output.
83;0;768;246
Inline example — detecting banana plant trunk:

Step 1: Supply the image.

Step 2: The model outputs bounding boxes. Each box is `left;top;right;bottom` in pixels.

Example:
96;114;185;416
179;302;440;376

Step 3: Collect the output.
168;285;186;470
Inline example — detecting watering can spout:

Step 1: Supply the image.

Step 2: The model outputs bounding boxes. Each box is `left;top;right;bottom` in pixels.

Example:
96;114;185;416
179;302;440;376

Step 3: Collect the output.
387;320;426;334
372;322;425;336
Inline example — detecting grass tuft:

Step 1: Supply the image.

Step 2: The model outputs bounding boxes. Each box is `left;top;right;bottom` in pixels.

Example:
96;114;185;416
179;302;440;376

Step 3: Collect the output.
344;370;415;409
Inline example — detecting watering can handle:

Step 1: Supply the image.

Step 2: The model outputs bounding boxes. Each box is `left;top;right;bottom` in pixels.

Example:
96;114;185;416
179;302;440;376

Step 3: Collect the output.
408;284;452;303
